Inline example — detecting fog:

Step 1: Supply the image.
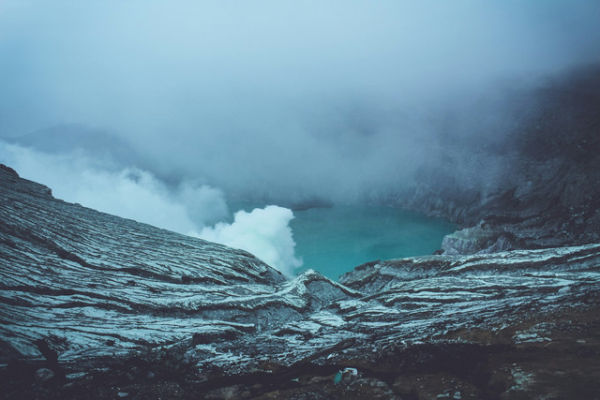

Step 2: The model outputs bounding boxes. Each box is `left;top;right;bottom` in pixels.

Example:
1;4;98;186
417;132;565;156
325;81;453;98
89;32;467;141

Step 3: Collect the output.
0;142;301;274
1;1;599;273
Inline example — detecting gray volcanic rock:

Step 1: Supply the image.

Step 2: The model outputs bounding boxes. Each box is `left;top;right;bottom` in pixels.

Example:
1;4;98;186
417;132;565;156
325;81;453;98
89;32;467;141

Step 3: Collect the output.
2;164;600;399
0;164;292;362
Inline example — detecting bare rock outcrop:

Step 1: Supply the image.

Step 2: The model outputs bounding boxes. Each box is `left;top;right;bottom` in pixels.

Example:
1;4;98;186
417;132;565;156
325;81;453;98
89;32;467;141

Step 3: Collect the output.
2;166;600;398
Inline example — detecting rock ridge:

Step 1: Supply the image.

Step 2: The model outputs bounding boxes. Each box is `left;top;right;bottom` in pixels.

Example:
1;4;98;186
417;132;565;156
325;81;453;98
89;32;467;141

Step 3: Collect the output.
1;165;600;398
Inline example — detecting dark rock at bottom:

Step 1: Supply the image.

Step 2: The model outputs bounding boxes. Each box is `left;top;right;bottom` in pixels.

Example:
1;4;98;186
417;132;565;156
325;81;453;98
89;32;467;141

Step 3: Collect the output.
2;304;599;400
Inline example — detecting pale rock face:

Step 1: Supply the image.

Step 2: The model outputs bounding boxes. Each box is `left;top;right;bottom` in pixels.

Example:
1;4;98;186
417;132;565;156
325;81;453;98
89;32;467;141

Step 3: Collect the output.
1;165;600;399
441;224;514;255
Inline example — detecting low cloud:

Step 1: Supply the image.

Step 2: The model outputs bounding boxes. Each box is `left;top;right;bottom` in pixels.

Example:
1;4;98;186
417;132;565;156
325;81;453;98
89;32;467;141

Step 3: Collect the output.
194;206;301;277
0;141;301;275
1;1;599;205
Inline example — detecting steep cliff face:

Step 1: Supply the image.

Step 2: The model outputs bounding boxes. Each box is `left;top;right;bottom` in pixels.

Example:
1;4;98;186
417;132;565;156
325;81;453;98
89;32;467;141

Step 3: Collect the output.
402;66;600;255
2;165;600;399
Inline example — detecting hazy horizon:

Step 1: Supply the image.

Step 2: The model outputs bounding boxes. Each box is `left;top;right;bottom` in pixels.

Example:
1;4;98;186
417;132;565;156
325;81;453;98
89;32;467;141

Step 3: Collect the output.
1;1;599;273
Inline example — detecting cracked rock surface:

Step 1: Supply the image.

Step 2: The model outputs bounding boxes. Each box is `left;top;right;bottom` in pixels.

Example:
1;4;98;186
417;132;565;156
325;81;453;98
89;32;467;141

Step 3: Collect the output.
1;165;600;399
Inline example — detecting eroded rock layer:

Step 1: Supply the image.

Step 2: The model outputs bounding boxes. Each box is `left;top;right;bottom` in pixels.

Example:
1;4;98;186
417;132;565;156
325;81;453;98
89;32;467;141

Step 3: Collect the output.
1;166;600;399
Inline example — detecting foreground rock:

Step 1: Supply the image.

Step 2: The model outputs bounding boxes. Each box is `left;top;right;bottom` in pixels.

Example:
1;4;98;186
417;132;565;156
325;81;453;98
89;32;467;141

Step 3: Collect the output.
1;166;600;399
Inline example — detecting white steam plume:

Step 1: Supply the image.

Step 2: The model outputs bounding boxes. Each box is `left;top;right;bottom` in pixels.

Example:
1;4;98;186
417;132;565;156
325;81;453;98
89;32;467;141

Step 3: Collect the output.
0;141;301;275
194;206;301;277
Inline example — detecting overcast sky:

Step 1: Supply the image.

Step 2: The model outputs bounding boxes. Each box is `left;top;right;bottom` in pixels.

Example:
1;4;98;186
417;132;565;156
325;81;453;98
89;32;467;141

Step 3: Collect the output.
1;1;599;273
1;0;599;201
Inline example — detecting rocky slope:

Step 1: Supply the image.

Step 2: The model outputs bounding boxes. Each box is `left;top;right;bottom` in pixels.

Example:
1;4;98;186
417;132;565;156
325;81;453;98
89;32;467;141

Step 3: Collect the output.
2;164;600;399
401;65;600;255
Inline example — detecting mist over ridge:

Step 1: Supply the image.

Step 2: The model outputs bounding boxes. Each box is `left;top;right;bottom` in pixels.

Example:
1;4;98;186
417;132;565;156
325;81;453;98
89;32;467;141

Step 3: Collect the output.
2;1;600;202
1;1;600;273
3;3;600;396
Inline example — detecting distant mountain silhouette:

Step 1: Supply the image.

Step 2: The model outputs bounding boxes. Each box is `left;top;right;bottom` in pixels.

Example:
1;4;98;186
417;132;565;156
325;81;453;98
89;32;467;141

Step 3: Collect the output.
5;124;140;167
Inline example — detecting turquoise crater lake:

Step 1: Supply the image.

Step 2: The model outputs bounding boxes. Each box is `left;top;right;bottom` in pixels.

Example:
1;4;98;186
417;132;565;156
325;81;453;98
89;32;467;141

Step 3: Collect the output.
290;206;456;280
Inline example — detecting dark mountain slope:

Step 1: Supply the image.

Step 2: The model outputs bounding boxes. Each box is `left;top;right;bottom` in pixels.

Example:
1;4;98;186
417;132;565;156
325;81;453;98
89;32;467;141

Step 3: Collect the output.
403;65;600;254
